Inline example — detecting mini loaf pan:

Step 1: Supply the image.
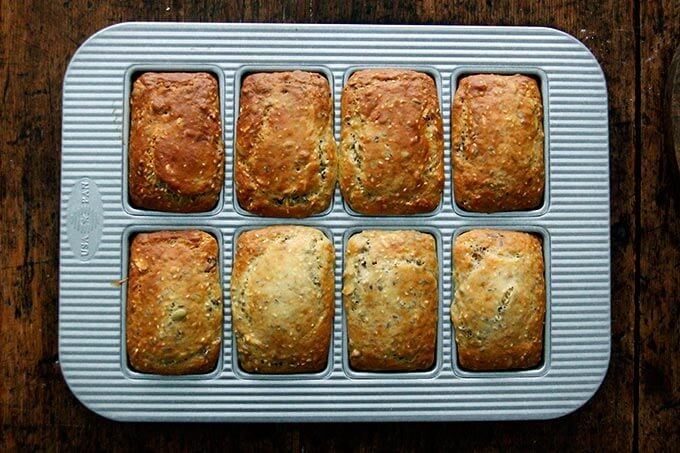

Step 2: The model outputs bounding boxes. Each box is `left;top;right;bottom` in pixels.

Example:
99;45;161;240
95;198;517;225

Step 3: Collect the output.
59;22;610;422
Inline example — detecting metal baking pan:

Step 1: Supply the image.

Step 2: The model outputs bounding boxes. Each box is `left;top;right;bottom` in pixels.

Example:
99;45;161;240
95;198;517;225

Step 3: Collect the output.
59;22;610;422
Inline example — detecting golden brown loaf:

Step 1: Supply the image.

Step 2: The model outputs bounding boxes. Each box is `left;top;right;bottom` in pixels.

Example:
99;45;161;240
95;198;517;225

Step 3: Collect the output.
339;69;444;214
343;230;438;371
129;72;224;212
452;74;544;212
236;71;337;217
231;225;335;373
451;229;546;371
126;230;222;375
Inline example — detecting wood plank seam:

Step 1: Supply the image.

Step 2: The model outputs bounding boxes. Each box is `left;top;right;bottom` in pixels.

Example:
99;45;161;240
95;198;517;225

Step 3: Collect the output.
633;0;642;450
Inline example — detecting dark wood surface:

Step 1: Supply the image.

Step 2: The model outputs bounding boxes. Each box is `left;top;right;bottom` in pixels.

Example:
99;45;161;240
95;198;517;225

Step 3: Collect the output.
1;1;678;451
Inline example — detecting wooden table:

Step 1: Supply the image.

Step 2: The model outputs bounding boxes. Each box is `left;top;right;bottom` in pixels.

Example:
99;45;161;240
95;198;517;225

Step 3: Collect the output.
1;1;678;450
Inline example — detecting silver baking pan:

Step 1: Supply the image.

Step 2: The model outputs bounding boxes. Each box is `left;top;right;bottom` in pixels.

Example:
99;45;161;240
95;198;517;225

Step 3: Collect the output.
59;22;610;422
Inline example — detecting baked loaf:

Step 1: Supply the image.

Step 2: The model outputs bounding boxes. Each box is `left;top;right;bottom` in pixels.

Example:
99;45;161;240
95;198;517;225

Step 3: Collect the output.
231;225;334;373
451;229;546;371
339;69;444;214
452;74;544;212
126;230;222;375
236;71;337;217
343;230;438;371
129;72;224;212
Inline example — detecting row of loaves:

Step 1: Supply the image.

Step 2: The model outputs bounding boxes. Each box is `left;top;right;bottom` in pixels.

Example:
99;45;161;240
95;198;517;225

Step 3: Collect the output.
127;227;545;376
128;70;545;216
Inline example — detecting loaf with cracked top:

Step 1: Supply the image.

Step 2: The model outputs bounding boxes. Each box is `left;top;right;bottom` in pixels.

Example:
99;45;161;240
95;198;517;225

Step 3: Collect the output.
451;229;546;371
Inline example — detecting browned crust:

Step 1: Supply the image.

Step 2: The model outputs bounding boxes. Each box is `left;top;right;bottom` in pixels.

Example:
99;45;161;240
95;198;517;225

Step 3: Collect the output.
126;230;222;375
452;74;544;212
231;225;335;373
235;71;337;217
343;230;438;371
451;229;546;371
128;72;224;212
339;69;444;214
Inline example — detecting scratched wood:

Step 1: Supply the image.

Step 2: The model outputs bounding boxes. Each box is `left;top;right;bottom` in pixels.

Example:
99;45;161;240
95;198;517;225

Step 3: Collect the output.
0;0;669;450
638;1;680;450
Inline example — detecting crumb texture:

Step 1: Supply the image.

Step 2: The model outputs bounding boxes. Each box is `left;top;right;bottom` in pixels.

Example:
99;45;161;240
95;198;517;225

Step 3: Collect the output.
343;230;438;371
231;225;335;373
339;69;444;214
129;72;224;212
126;230;222;375
451;229;546;371
236;71;337;217
452;74;544;212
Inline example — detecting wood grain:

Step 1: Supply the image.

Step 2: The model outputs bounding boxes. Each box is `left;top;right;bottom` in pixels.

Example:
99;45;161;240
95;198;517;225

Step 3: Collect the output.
0;0;674;450
639;1;680;450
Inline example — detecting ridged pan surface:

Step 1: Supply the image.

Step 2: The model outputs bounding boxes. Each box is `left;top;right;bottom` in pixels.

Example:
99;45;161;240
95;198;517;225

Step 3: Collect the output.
59;22;610;422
